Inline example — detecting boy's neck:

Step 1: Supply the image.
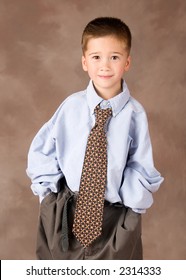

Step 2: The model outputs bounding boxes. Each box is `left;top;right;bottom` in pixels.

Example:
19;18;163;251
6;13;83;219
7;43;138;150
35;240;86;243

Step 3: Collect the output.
93;81;123;100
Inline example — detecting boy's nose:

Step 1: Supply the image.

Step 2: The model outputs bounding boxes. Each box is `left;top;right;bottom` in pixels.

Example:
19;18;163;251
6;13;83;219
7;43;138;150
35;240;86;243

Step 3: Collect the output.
100;58;110;70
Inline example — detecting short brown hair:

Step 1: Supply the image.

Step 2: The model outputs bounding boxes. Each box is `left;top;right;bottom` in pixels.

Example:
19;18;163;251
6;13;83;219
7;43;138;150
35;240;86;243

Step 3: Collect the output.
81;17;132;54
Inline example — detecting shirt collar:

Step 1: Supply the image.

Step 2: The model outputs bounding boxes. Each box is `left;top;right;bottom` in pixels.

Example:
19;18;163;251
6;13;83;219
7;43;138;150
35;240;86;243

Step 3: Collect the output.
86;80;130;117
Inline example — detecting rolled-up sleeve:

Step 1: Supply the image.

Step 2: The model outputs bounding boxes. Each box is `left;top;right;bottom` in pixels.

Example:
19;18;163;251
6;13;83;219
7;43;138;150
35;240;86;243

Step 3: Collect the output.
119;111;164;213
26;120;63;201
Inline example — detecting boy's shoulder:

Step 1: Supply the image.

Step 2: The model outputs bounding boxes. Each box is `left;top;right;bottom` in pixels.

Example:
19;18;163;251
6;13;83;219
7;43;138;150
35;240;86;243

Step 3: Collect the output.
128;95;146;114
47;88;87;125
62;88;87;107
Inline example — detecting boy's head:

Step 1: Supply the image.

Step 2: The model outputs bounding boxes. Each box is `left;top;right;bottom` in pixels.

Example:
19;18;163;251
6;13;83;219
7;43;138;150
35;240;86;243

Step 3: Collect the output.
82;17;132;55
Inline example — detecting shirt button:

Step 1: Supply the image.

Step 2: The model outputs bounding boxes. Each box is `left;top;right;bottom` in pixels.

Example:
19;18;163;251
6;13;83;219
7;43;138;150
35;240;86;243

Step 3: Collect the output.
102;100;110;108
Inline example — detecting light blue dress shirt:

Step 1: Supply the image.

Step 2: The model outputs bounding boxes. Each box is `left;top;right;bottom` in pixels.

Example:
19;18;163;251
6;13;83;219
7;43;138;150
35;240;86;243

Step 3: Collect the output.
26;80;164;213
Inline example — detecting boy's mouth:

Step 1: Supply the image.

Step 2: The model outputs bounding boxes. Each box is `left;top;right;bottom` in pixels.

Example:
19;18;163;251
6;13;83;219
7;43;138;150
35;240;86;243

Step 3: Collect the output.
98;75;113;79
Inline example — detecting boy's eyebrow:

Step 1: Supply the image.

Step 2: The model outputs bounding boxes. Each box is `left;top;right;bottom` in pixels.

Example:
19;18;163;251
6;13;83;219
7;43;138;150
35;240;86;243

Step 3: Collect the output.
88;51;124;56
112;52;124;56
88;52;100;56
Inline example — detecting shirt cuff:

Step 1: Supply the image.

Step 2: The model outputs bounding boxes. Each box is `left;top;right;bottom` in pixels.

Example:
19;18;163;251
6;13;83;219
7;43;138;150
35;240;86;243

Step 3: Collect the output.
30;182;56;203
132;208;146;214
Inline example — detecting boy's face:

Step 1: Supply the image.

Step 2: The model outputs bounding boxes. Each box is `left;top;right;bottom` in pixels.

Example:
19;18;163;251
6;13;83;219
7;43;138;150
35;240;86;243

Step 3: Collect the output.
82;35;131;99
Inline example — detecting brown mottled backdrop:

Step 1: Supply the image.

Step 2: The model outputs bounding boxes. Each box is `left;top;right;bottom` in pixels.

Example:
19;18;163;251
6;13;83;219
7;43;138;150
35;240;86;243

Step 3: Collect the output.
0;0;185;259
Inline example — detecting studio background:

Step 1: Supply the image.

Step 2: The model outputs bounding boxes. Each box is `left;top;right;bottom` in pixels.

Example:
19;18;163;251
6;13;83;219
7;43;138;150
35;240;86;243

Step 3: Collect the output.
0;0;185;259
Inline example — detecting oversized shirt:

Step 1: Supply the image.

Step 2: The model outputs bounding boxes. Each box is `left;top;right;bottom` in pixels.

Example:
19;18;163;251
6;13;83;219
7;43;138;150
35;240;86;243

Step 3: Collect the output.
26;80;164;213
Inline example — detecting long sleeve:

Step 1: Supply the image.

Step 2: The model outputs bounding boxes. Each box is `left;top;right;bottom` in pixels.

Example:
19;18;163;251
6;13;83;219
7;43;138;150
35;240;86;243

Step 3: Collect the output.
26;120;63;201
119;111;164;213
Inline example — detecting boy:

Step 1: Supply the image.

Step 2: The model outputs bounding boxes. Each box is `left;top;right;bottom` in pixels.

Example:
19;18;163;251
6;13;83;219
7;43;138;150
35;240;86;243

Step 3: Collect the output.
26;17;164;260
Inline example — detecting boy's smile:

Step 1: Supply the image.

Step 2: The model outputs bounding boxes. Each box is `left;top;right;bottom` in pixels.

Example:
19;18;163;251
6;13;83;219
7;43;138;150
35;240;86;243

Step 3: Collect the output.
82;35;131;99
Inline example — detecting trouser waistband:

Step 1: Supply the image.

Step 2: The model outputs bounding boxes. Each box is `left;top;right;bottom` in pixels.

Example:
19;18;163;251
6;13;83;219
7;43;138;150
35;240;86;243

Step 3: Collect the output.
58;177;124;252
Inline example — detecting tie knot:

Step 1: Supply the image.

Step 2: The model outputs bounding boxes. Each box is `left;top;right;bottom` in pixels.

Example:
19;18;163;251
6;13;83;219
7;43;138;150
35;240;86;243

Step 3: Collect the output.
94;105;112;127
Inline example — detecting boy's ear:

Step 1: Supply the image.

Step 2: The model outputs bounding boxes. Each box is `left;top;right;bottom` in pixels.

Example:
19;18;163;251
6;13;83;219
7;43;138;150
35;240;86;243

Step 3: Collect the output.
124;55;131;72
82;56;88;71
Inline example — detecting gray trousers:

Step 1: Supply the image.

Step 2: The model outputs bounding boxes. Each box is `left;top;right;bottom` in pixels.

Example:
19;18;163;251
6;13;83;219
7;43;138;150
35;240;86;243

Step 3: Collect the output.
36;177;143;260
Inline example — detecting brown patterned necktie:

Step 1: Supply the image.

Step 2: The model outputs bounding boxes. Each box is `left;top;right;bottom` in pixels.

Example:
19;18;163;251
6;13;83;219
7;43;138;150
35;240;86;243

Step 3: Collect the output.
72;104;112;247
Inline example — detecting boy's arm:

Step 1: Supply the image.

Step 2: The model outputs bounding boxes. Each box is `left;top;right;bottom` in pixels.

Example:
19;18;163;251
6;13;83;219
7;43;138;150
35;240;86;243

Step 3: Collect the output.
26;121;63;202
119;111;164;213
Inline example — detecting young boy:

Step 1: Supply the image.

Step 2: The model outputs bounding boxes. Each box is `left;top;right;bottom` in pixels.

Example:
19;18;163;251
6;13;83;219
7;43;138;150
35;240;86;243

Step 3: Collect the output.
26;17;164;260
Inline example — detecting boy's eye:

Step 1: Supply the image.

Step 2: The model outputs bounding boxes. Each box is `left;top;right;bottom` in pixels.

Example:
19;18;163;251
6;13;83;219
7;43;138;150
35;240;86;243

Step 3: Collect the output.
92;56;100;60
111;56;119;60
